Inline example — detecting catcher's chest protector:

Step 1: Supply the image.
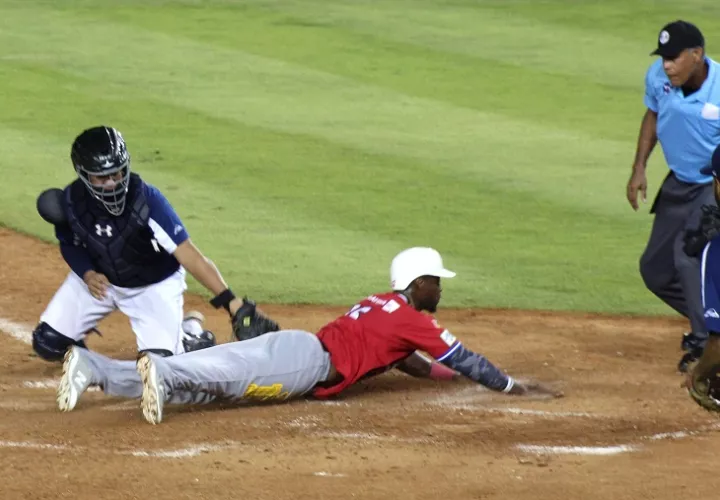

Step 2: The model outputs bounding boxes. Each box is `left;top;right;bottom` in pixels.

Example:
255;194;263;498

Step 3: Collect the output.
65;175;180;287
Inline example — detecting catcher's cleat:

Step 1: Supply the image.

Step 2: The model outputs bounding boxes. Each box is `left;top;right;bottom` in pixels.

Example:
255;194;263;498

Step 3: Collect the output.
181;311;216;352
137;354;165;425
57;345;94;412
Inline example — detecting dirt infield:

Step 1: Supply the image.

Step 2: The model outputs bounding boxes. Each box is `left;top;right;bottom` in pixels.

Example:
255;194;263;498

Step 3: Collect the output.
1;227;720;500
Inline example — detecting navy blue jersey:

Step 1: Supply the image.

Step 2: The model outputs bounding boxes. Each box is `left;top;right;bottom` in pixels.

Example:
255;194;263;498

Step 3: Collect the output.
58;173;189;288
702;239;720;333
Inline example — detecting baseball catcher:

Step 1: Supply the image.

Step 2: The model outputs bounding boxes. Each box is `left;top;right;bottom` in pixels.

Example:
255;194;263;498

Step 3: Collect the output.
34;125;279;362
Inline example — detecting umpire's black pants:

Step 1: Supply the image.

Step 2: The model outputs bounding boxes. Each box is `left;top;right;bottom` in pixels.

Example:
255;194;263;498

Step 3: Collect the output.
640;172;715;336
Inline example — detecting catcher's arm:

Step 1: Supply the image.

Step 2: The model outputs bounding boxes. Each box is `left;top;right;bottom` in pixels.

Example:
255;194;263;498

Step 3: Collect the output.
173;240;244;315
687;335;720;412
174;241;280;339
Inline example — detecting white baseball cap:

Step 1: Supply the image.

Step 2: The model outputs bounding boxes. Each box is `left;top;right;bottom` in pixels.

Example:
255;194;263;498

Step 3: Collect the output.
390;247;456;291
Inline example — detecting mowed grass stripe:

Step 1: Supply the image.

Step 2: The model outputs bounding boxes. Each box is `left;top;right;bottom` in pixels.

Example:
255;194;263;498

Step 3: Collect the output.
1;6;642;215
77;2;645;144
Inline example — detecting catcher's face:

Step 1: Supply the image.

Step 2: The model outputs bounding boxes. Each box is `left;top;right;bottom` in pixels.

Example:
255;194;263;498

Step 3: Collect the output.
714;177;720;204
411;276;442;313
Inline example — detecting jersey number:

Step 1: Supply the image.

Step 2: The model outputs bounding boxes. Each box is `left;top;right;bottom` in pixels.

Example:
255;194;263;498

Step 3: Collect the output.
346;304;371;320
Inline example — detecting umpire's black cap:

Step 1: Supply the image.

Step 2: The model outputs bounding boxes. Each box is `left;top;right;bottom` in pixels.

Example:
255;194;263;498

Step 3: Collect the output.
700;145;720;177
651;20;705;59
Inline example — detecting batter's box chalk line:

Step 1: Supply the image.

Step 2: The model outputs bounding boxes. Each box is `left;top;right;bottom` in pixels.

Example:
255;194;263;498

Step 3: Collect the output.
516;444;638;456
516;422;720;456
313;472;347;478
0;439;242;459
22;378;100;392
313;431;434;444
0;317;32;344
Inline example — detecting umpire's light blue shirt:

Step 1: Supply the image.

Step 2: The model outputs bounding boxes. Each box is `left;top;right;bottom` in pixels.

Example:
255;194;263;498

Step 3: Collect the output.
644;56;720;184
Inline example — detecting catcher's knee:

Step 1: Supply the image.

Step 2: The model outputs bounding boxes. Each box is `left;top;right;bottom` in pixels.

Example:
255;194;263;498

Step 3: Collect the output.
138;348;174;358
32;322;87;362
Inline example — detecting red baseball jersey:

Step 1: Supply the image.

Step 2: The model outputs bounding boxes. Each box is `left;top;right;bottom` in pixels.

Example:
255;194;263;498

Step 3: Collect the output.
313;292;461;398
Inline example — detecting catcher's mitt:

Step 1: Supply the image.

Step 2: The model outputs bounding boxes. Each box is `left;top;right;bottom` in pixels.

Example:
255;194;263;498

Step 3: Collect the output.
687;367;720;413
231;297;280;342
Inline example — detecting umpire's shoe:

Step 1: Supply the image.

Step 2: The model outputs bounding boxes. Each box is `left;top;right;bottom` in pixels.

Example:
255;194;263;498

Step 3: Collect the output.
678;332;707;373
137;353;165;425
57;345;94;411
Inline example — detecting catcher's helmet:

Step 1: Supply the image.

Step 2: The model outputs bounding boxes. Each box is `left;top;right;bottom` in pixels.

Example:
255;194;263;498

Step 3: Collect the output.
70;126;131;216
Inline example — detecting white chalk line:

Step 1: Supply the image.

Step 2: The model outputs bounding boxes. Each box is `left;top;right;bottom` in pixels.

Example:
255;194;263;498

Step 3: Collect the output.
313;431;433;444
122;442;237;458
644;422;720;441
0;317;32;344
0;440;71;451
0;439;240;459
487;407;599;418
22;378;100;392
313;472;347;478
517;444;637;456
517;422;720;456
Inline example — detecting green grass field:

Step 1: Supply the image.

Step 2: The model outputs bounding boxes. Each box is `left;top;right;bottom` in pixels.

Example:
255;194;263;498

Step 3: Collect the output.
1;0;719;314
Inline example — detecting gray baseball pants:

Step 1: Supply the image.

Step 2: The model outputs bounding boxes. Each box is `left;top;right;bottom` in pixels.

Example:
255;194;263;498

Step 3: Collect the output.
640;172;715;337
80;330;332;404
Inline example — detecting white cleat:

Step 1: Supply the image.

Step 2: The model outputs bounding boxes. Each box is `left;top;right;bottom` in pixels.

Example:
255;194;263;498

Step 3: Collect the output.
182;310;206;335
137;354;165;425
57;345;93;412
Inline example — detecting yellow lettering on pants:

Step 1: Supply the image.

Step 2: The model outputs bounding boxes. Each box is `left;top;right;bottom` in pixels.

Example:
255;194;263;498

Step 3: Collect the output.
243;383;290;401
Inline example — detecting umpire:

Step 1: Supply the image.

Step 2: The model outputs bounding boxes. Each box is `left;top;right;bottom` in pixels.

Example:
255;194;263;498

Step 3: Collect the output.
627;20;720;372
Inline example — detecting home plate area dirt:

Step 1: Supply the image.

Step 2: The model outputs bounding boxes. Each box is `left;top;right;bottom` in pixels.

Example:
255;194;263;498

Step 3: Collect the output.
1;227;719;500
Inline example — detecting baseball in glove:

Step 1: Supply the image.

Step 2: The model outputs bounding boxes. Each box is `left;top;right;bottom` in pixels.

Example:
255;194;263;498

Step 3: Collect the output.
231;297;280;342
686;337;720;413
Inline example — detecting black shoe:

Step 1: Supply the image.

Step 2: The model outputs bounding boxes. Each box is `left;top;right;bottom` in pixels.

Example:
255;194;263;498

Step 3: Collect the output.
678;349;702;373
681;332;704;351
678;332;707;373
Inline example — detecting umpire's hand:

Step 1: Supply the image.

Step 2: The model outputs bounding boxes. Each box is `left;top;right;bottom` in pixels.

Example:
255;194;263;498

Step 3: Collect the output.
627;165;648;211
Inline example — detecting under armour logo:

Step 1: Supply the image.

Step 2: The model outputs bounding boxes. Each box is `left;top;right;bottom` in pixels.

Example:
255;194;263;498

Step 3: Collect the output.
95;224;113;237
